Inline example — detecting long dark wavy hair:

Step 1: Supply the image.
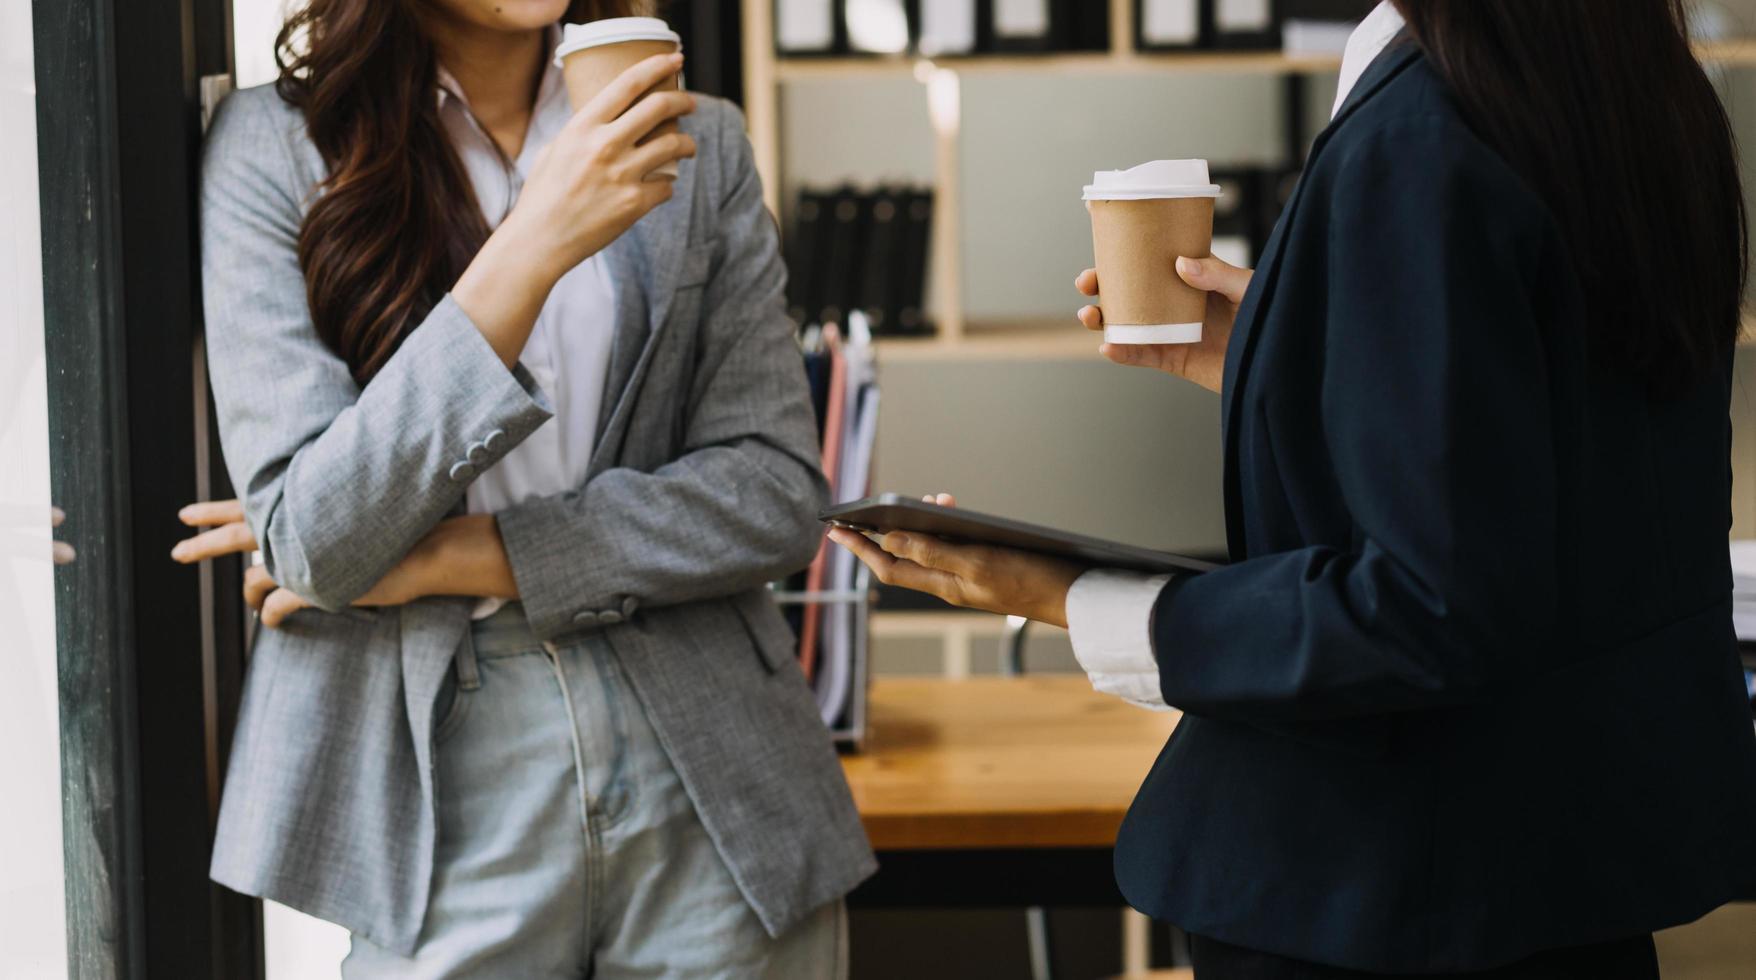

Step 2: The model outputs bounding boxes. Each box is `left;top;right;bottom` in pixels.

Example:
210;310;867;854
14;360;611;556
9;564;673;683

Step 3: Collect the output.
1390;0;1746;392
275;0;646;383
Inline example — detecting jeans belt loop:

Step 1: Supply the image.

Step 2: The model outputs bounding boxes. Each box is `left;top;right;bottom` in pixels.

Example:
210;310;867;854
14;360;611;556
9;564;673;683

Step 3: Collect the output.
454;633;482;692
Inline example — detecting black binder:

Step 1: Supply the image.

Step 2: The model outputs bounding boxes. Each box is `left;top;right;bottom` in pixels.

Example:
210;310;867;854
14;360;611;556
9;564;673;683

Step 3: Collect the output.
857;187;905;334
671;0;743;102
894;188;935;336
1254;167;1301;256
775;0;842;54
1209;167;1258;267
817;186;869;327
981;0;1054;52
917;0;979;54
786;190;832;328
1062;0;1111;52
1207;0;1279;50
1279;0;1376;18
1136;0;1202;51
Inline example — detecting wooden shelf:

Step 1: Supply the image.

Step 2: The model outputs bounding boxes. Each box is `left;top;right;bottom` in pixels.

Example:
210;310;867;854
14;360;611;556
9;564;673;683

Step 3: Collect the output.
876;320;1101;363
1699;39;1756;66
778;40;1756;84
777;50;1343;82
873;315;1756;363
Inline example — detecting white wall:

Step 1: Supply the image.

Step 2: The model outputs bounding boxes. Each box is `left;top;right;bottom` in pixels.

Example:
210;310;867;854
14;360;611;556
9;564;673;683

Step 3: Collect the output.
0;0;68;977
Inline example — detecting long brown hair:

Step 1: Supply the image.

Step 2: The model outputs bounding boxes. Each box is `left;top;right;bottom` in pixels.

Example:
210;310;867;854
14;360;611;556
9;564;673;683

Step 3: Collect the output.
275;0;645;383
1390;0;1746;393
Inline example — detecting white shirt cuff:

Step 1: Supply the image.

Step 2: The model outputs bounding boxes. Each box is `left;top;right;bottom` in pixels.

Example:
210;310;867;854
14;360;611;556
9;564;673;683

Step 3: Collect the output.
1066;569;1173;711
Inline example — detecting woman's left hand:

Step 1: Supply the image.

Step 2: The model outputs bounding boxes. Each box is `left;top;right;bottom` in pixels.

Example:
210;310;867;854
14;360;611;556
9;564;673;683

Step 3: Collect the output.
239;555;429;628
827;494;1085;629
172;499;478;628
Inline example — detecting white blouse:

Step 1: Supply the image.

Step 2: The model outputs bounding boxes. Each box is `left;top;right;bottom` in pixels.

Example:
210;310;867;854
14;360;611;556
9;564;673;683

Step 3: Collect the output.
1066;1;1406;708
436;38;617;618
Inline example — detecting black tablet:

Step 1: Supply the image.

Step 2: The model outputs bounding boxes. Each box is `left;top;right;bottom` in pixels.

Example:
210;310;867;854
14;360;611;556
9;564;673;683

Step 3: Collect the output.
820;494;1222;576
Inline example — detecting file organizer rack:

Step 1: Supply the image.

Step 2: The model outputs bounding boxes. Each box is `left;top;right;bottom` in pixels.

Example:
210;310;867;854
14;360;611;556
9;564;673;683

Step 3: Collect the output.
771;564;875;749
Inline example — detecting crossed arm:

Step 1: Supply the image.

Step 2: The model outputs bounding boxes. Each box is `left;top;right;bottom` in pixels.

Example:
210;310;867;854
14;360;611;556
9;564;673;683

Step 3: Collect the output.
172;500;515;627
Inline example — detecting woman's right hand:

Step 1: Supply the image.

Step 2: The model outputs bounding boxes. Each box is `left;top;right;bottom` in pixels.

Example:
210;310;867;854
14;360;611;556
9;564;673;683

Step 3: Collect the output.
506;52;697;282
1076;256;1253;395
453;53;697;367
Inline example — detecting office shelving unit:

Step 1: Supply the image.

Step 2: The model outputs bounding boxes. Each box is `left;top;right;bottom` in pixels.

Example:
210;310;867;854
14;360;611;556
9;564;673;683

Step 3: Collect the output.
741;1;1756;364
744;1;1756;363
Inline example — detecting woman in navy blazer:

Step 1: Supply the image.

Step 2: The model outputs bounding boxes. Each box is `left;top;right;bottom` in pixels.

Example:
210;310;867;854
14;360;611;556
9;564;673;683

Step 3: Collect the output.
833;1;1756;976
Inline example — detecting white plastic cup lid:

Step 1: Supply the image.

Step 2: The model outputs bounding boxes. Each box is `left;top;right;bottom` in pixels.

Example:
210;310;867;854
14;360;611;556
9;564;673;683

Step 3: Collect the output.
1083;160;1223;201
554;17;683;66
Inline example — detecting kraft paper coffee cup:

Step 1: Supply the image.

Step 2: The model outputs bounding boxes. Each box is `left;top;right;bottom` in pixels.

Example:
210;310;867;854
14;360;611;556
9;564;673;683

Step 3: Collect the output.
554;18;684;179
1083;160;1223;345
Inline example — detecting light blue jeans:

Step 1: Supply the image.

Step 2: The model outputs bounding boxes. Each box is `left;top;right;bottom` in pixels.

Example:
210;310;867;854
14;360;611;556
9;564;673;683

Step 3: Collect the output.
343;604;847;979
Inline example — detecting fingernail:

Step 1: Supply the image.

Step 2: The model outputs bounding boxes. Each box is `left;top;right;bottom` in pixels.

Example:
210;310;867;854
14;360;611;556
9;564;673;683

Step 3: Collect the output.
53;542;76;565
1177;257;1201;278
51;506;65;525
170;545;185;560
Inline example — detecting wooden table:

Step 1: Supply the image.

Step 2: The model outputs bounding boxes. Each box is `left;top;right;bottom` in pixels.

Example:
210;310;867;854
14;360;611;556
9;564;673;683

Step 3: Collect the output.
840;675;1180;908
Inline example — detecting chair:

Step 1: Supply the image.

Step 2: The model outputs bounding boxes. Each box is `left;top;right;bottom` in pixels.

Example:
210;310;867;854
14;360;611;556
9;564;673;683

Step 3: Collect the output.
1001;618;1189;979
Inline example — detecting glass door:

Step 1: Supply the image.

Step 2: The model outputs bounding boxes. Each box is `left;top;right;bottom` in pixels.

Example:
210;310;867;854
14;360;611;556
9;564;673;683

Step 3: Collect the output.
0;0;68;973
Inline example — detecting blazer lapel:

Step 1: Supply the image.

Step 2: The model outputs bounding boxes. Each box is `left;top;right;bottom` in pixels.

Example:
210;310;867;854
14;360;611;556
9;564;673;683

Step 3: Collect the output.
588;157;697;477
1217;38;1421;558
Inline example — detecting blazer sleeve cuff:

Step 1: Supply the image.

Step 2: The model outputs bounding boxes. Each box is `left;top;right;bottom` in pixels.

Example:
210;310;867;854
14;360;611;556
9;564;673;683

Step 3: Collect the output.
495;492;618;640
1068;570;1175;711
381;293;555;484
1148;574;1195;660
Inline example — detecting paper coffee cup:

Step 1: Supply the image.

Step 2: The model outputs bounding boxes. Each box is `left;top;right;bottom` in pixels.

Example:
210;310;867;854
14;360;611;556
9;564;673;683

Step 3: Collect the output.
1083;160;1222;345
554;18;684;179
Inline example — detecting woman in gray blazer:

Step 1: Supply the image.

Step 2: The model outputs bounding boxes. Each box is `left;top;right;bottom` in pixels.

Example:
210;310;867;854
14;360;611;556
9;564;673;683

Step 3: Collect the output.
170;0;873;975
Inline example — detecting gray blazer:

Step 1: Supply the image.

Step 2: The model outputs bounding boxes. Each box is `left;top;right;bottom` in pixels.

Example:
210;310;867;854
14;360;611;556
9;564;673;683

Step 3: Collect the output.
200;84;875;955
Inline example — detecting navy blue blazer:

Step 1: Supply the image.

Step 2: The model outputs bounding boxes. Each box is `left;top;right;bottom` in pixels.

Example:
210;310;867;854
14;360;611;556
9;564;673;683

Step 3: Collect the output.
1115;42;1756;972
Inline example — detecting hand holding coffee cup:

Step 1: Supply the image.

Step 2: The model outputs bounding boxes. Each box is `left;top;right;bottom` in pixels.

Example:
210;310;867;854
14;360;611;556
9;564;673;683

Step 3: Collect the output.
498;51;696;285
1079;159;1251;393
1076;256;1251;394
555;17;688;180
1083;159;1227;344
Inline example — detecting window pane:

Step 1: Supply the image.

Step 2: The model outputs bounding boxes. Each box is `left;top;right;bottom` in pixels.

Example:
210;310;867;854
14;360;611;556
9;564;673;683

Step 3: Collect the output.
0;0;69;977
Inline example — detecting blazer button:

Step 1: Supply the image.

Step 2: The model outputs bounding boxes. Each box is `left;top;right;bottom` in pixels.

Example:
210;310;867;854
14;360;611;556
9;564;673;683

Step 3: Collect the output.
483;429;506;453
621;596;639;618
572;610;600;628
597;610;623;626
466;443;489;465
448;461;477;483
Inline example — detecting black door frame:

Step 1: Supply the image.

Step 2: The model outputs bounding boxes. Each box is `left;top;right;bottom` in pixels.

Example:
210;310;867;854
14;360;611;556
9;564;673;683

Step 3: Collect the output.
35;0;261;975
